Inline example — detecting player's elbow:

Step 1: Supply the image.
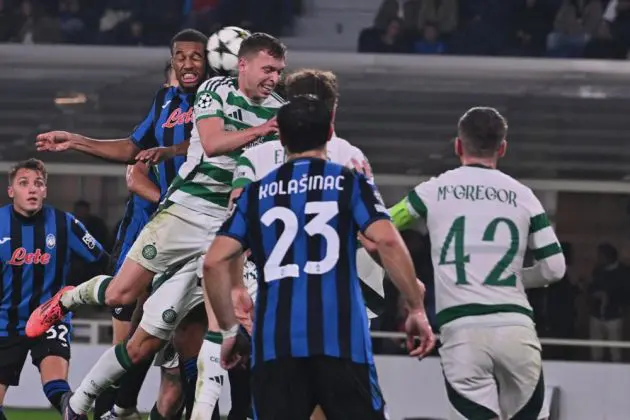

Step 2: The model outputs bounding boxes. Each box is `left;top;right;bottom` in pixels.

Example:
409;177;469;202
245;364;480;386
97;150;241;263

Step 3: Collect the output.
542;253;567;283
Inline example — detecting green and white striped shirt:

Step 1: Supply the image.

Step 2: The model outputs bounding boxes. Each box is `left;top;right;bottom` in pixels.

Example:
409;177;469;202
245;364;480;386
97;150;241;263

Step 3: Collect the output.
165;76;284;216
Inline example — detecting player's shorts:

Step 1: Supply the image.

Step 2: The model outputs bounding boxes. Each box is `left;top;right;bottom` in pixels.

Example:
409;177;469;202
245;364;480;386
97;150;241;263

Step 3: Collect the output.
0;323;71;386
439;324;545;420
126;203;222;275
140;256;205;341
252;356;388;420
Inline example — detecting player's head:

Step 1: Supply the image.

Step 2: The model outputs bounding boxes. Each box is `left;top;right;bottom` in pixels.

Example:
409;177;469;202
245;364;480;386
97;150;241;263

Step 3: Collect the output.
285;69;339;122
163;60;178;88
237;33;286;102
455;107;508;165
169;29;208;92
7;158;47;216
277;95;333;155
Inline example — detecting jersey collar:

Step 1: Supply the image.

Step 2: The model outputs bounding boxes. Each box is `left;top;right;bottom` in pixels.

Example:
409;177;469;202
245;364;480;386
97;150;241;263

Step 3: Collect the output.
464;163;494;170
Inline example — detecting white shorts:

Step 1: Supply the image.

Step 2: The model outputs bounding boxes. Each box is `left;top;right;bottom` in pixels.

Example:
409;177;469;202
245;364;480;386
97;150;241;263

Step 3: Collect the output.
140;257;205;341
127;203;223;274
439;324;544;420
356;247;385;320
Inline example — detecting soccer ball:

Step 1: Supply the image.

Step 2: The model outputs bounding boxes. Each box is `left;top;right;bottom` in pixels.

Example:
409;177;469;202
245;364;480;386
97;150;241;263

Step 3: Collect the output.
207;26;251;75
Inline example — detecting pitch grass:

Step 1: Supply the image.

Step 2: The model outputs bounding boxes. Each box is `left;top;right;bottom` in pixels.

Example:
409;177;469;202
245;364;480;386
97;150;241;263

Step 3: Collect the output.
5;408;230;419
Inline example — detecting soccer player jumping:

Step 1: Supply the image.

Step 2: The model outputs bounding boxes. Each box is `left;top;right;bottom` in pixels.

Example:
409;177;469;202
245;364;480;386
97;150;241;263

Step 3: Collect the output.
0;159;107;419
204;96;435;419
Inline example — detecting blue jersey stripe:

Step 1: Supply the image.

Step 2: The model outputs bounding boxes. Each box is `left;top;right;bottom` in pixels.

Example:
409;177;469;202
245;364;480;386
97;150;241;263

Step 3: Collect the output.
219;158;390;365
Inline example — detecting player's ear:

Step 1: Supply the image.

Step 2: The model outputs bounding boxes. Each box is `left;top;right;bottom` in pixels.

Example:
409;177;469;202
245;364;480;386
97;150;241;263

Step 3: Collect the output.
454;137;463;157
41;185;47;199
7;186;13;199
238;56;247;74
498;139;507;157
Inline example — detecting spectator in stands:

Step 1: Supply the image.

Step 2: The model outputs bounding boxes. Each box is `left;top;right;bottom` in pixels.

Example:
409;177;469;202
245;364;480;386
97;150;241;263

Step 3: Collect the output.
184;0;220;32
98;0;133;44
416;0;458;39
58;0;87;44
360;17;411;53
588;243;629;363
583;19;627;58
509;0;555;56
374;0;400;31
413;21;446;54
450;0;515;55
546;0;603;57
604;0;630;53
117;19;146;45
15;0;62;44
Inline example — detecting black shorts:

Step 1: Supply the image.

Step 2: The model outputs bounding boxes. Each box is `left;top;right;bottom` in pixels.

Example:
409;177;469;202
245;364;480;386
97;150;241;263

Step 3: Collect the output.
252;356;387;420
0;323;71;386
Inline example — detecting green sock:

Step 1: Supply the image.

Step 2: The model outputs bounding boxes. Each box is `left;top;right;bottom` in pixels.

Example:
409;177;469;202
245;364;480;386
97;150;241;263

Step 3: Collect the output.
149;403;167;420
60;275;112;310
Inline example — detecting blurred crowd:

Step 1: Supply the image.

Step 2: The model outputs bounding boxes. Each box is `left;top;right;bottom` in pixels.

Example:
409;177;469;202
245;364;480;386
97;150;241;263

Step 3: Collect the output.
359;0;630;59
0;0;300;46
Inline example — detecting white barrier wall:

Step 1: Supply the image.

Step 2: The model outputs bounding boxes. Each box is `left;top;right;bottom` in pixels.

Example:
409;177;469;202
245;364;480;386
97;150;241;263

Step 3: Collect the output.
6;345;630;419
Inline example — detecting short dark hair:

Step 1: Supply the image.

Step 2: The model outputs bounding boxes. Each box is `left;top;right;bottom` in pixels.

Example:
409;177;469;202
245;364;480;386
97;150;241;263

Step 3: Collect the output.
9;158;47;185
277;96;332;154
170;28;208;54
457;107;508;158
285;69;339;112
238;32;286;59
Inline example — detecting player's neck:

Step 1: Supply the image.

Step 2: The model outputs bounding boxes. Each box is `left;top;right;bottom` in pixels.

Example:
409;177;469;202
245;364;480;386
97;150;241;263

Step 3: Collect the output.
11;205;42;220
287;149;327;161
460;156;497;169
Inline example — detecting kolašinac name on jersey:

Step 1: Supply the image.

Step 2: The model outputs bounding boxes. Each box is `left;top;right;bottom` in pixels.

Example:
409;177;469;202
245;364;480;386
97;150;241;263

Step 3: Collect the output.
389;164;564;331
165;76;284;216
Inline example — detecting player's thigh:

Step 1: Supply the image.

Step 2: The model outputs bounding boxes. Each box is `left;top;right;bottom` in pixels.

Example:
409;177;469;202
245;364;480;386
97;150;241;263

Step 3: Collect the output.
252;358;315;420
310;356;387;420
439;328;500;420
0;337;30;388
493;326;545;419
126;205;212;274
172;302;206;359
140;257;201;341
31;323;71;381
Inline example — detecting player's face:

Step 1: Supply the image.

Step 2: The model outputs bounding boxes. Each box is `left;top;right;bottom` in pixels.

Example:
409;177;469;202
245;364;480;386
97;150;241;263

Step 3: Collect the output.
171;41;206;91
239;50;285;101
8;169;47;215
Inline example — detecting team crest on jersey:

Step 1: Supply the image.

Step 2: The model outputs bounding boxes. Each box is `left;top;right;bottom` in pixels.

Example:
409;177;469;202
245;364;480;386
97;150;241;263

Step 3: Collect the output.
196;92;213;109
142;244;158;260
162;308;177;324
46;234;56;249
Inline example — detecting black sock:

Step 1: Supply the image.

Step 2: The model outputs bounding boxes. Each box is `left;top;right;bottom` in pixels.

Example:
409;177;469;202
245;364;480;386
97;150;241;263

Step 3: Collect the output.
42;379;71;413
114;356;152;409
227;365;252;420
180;359;197;420
93;384;118;419
0;405;7;420
149;403;167;420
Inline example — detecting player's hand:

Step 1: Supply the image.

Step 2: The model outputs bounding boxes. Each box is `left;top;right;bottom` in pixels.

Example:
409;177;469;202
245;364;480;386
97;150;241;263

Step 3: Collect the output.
220;329;251;370
35;131;73;152
404;309;436;359
135;147;174;165
256;117;278;137
349;158;373;179
232;287;254;335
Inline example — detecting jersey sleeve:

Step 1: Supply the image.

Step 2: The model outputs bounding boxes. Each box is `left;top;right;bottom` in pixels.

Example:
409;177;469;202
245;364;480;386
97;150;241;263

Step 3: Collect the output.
67;214;106;263
130;90;161;150
218;185;251;248
351;174;391;233
526;193;563;261
194;79;225;122
232;151;257;189
388;179;433;230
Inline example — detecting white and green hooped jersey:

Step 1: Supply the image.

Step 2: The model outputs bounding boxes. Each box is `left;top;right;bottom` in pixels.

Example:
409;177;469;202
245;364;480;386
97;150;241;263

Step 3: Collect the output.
390;165;565;330
232;136;386;319
232;134;373;188
165;76;284;216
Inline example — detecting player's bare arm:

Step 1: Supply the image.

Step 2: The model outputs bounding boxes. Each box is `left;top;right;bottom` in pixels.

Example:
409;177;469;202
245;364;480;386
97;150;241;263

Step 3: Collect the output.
135;140;190;165
36;131;139;164
126;163;160;203
363;219;435;357
198;116;278;157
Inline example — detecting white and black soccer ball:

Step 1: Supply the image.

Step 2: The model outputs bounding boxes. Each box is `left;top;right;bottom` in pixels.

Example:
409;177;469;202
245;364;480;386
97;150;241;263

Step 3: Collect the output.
206;26;251;75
